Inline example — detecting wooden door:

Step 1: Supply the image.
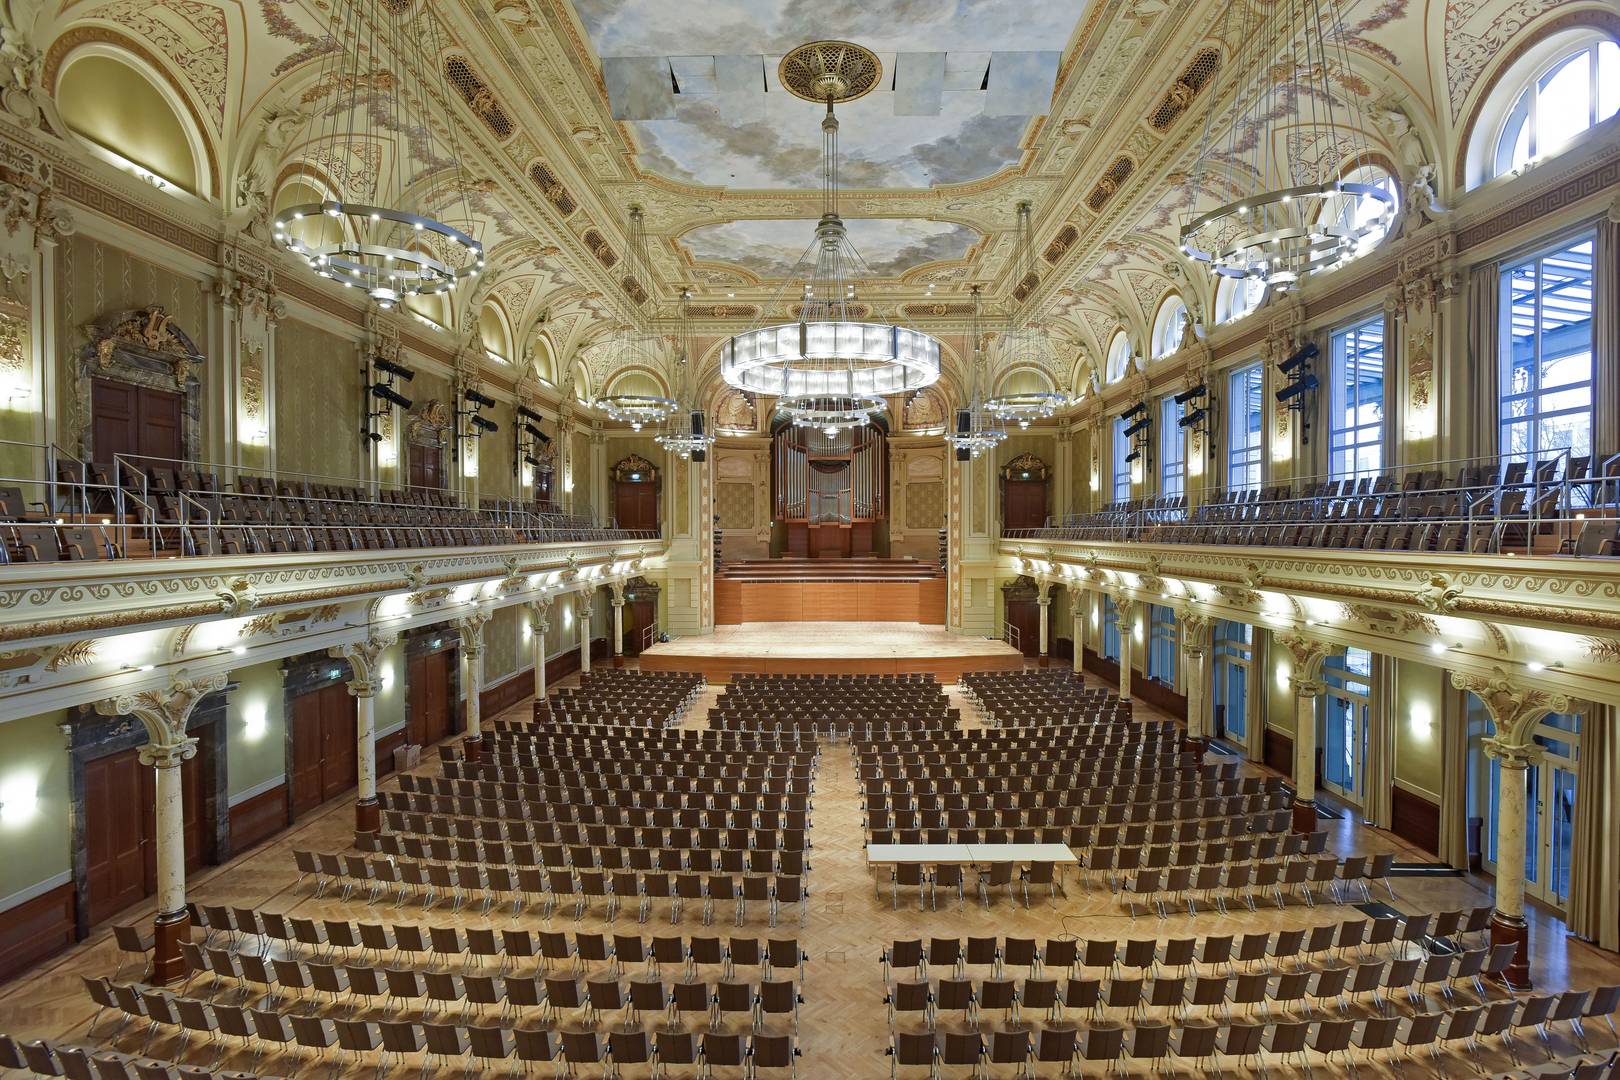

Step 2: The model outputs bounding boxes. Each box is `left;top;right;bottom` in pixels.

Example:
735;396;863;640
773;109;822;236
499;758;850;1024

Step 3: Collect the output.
83;747;152;925
614;481;658;531
1002;479;1048;530
409;445;444;493
1005;598;1041;659
290;685;357;817
624;598;656;656
90;379;183;465
407;650;452;746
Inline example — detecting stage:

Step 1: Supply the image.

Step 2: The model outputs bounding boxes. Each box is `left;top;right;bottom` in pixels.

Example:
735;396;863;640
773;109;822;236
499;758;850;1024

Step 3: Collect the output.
637;622;1025;682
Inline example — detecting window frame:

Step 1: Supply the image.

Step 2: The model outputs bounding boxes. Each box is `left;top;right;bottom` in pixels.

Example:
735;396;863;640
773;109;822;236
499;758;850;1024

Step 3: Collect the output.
1151;295;1189;360
1227;362;1264;493
1105;330;1132;383
1112;415;1132;503
1147;603;1177;685
1491;38;1620;179
1328;314;1387;482
1496;231;1596;468
1159;394;1185;501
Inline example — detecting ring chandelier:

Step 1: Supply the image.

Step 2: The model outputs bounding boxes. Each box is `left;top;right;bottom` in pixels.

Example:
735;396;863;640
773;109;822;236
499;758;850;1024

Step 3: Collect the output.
944;286;1007;458
655;289;717;459
1179;0;1395;290
720;41;941;432
272;0;483;309
985;202;1071;427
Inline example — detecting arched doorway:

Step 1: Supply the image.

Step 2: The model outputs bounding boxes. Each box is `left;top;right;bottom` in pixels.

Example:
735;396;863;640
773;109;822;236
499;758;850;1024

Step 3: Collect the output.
612;454;660;532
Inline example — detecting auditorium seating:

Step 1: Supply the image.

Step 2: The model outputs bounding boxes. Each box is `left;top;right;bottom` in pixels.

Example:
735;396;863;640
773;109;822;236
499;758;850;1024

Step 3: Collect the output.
1008;452;1620;556
534;669;706;727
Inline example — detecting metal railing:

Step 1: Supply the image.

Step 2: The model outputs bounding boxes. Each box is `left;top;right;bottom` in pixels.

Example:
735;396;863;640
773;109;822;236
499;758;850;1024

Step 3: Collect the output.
638;621;660;653
1002;622;1021;653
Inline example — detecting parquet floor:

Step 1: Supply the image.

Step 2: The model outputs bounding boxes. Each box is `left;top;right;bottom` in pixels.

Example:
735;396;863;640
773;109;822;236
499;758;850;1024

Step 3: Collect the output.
2;670;1618;1078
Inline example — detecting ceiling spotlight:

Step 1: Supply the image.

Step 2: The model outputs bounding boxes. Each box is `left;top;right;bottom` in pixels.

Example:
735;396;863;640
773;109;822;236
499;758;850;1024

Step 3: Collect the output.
464;389;496;409
373;357;415;381
370;383;414;409
469;415;499;433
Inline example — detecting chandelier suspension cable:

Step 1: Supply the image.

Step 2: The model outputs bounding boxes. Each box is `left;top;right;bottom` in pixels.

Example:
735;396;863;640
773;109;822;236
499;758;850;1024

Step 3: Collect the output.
594;205;678;431
945;284;1007;458
984;201;1069;428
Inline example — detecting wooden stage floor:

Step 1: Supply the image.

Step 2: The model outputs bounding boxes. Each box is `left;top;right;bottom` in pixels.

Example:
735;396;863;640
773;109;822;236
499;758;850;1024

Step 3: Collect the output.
637;621;1025;681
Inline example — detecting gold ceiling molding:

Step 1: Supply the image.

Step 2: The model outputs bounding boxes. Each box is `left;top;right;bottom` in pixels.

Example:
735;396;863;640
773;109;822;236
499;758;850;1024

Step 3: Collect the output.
445;55;516;141
528;160;578;217
1147;47;1220;132
1042;224;1078;264
1085;156;1136;213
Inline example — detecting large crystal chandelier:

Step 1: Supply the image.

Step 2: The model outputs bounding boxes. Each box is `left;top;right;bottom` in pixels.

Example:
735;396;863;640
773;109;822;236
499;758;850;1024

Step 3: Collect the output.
721;41;942;432
272;0;483;308
1179;0;1395;290
594;206;677;431
655;289;716;460
986;202;1071;428
945;286;1007;459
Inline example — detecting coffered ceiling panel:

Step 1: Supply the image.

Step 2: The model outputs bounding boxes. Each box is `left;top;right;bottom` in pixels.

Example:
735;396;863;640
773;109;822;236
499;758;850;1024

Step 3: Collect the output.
679;217;981;279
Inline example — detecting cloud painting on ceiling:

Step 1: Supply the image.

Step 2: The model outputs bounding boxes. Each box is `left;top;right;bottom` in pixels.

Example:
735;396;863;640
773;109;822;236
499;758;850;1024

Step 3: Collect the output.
570;0;1087;188
680;218;980;278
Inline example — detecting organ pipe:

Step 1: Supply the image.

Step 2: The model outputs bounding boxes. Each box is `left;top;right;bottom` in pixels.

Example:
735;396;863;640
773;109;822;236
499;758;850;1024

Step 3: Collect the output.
771;424;887;524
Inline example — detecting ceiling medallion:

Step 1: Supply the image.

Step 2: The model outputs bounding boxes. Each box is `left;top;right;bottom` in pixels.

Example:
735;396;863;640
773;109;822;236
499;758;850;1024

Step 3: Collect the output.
272;0;483;308
776;41;883;104
723;41;940;433
1179;0;1395;290
985;201;1071;428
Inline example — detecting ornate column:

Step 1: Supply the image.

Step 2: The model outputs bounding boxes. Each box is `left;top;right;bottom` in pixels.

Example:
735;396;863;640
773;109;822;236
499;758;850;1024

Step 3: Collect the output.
455;610;491;746
1179;612;1214;753
1450;669;1571;988
609;583;626;667
330;633;397;833
1068;584;1087;675
577;591;594;675
526;597;553;701
1114;593;1137;703
1035;583;1052;668
94;673;226;984
1276;632;1338;833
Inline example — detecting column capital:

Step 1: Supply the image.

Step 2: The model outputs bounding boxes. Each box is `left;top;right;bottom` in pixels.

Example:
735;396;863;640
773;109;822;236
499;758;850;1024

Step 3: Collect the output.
1275;630;1339;685
526;596;553;634
330;632;397;698
1066;583;1088;606
455;610;492;657
1181;643;1208;663
1291;678;1326;698
1450;666;1572;745
1179;610;1214;648
576;592;594;619
95;671;226;756
1482;736;1545;769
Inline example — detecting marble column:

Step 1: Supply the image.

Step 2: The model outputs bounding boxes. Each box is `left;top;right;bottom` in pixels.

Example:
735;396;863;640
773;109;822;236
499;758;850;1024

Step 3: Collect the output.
578;592;594;675
1115;597;1137;702
612;595;625;668
1180;612;1214;754
1290;677;1324;833
95;673;226;984
527;598;552;702
331;634;396;833
455;611;490;758
1036;588;1051;668
1069;586;1087;676
1451;669;1571;989
1276;632;1338;834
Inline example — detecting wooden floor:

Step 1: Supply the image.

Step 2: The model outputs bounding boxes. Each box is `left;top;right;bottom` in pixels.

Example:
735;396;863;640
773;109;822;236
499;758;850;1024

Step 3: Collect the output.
2;669;1618;1077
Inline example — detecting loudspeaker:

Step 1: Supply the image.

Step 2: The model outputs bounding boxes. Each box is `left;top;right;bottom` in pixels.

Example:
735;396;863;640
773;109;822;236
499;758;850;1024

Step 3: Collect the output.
692;448;707;462
955;408;972;435
956;446;971;462
690;410;705;436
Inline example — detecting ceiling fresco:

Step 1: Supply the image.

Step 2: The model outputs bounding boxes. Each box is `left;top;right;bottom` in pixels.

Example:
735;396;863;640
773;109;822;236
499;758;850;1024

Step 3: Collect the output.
679;217;981;278
568;0;1093;188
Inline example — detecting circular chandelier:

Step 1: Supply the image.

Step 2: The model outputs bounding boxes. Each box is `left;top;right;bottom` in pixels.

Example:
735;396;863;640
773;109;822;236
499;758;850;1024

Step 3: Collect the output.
656;290;716;459
594;206;679;431
721;41;941;431
272;0;483;309
985;202;1071;428
1179;0;1395;290
945;286;1006;459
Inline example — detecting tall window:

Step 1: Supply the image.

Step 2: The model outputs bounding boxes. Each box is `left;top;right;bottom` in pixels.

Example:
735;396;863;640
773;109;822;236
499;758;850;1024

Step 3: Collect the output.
1147;604;1176;684
1321;648;1373;804
1495;39;1619;178
1499;235;1594;464
1227;363;1264;492
1105;330;1131;383
1317;166;1399;261
1329;316;1386;480
1100;594;1120;661
1160;396;1185;501
1112;416;1132;502
1212;620;1252;744
1152;296;1188;359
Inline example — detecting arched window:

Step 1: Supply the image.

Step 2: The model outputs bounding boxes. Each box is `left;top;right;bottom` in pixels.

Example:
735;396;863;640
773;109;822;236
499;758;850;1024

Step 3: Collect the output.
1214;275;1266;324
1494;38;1618;178
56;50;208;196
273;180;344;253
1317;164;1399;260
531;334;558;385
1104;331;1131;383
479;302;513;364
1151;295;1188;360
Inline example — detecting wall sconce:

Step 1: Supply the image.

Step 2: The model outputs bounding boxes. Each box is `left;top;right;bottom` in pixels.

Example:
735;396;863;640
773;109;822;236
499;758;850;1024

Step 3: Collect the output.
380;661;395;693
242;703;268;743
1409;703;1433;739
0;774;39;826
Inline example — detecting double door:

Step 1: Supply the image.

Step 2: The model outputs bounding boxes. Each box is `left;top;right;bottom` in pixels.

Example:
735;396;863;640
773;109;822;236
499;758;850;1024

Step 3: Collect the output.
289;684;358;818
407;649;453;747
82;741;209;925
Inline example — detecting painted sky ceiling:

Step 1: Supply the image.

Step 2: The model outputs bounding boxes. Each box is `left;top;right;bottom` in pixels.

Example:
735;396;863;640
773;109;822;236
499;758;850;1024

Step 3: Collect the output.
679;218;981;279
568;0;1092;188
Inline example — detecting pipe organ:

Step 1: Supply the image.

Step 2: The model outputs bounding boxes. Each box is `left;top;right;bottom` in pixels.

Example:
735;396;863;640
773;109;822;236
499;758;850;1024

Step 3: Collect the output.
771;424;888;557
